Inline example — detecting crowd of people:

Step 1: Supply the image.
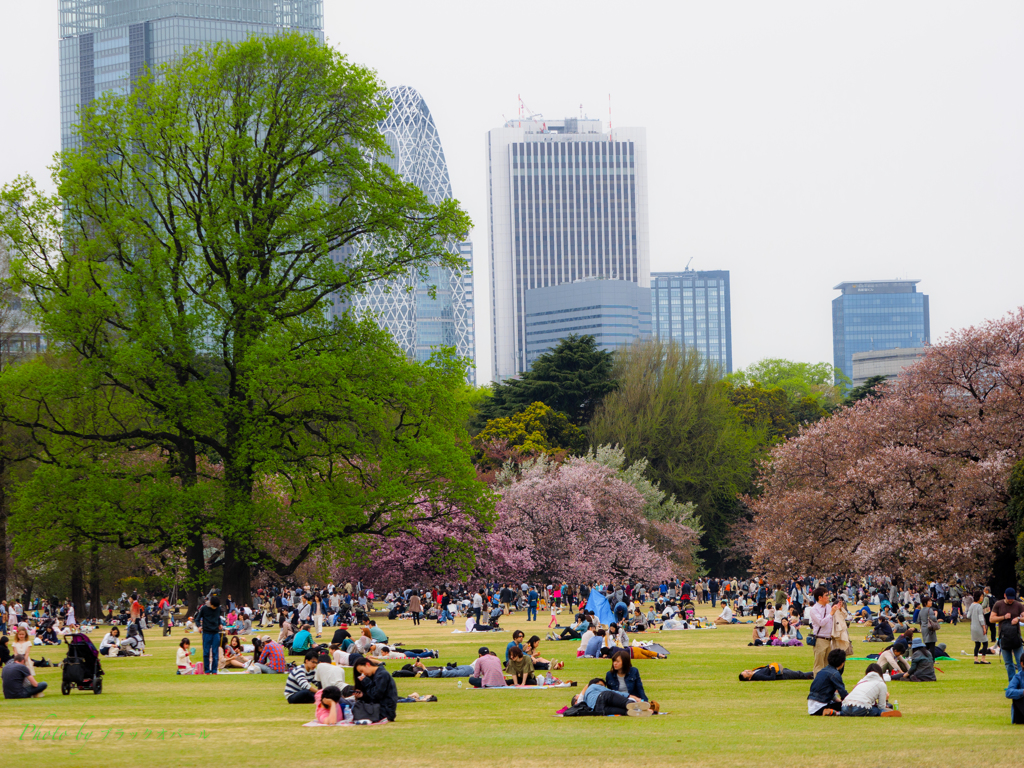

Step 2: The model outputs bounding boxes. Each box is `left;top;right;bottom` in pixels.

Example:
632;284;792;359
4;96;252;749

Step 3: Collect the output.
2;575;1021;726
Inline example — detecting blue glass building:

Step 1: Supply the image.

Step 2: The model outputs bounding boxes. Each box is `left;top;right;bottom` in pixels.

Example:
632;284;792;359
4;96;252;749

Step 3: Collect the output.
650;270;732;373
832;280;930;384
59;1;324;151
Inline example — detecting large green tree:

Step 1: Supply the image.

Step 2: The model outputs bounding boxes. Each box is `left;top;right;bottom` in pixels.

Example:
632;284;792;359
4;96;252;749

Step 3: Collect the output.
589;339;760;561
0;33;490;606
727;357;847;426
475;334;616;427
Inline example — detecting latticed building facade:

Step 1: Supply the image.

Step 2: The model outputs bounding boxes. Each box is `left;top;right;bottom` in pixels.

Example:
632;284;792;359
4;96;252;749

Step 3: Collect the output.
338;86;476;382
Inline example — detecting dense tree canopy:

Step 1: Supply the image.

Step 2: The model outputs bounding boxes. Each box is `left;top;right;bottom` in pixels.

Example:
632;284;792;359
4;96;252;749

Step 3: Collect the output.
0;33;490;606
474;401;586;464
727;357;847;417
475;334;616;428
589;339;760;561
746;308;1024;583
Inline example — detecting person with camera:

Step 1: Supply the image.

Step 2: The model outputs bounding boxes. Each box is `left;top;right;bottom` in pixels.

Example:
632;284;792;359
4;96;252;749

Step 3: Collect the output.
809;587;842;675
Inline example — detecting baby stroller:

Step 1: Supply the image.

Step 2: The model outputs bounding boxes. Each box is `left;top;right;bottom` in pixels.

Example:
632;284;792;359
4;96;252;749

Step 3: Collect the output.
682;601;696;621
61;633;104;695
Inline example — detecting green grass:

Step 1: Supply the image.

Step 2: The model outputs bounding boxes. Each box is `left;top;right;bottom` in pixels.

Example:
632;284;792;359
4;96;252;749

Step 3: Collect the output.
2;611;1018;767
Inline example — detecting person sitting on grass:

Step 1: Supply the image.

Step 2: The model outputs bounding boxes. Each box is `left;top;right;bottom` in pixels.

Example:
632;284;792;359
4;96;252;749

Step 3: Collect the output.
749;618;770;646
314;685;353;725
905;638;937;681
505;630;525;662
505;645;536;686
571;677;655;716
249;635;288;674
1007;667;1024;725
469;647;506;688
99;627;120;656
605;650;654;701
554;614;589;641
867;615;895;643
715;602;737;626
876;640;911;679
2;653;47;699
176;638;195;674
837;663;901;717
290;624;315;654
584;629;606;658
807;648;848;716
525;635;564;671
284;650;320;704
739;662;812;681
352;656;398;722
220;635;250;670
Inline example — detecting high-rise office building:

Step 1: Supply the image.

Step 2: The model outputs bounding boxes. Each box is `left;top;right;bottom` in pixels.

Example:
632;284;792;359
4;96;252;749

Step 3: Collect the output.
523;278;651;369
486;117;650;380
650;270;732;373
339;86;476;381
59;0;324;150
832;280;930;384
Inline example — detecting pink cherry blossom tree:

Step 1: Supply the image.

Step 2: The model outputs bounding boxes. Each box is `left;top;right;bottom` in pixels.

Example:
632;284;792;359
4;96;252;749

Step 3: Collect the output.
746;307;1024;580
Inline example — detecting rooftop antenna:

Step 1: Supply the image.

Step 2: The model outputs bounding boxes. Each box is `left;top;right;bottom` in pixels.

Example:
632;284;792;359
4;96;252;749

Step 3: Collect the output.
685;257;694;271
580;103;583;119
608;93;612;141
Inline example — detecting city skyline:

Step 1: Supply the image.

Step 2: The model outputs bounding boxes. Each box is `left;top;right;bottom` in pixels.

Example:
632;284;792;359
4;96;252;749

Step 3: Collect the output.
3;3;1023;383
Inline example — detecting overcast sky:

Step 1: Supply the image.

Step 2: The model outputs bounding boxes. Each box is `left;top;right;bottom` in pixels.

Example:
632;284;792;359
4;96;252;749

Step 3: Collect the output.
2;2;1022;384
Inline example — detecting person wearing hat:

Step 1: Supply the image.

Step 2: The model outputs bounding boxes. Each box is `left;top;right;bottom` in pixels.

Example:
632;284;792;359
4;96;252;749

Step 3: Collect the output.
469;647;505;688
905;638;936;682
877;640;911;679
990;588;1023;682
749;617;769;646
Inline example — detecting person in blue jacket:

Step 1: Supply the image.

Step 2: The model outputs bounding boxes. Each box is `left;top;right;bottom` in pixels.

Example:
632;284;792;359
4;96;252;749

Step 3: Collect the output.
604;650;647;702
1007;667;1024;724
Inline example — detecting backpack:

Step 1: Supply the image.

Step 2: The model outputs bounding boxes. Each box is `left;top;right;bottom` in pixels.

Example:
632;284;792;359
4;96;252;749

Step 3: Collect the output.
1001;622;1023;651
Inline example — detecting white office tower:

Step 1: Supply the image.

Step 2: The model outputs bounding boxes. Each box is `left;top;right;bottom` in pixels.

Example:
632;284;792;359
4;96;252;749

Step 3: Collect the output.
341;86;476;381
486;117;650;381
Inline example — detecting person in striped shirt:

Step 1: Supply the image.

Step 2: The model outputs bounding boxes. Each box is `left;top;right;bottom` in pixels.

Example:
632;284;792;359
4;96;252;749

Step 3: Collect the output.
284;651;320;704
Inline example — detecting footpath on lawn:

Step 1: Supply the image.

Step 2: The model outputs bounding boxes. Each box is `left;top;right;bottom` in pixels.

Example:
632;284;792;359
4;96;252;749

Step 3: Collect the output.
1;611;1016;768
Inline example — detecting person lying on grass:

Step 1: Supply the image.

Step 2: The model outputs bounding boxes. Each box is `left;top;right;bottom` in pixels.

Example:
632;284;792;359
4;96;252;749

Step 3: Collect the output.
571;677;658;716
807;648;848;716
739;662;813;681
835;663;901;717
369;645;438;661
409;659;474;678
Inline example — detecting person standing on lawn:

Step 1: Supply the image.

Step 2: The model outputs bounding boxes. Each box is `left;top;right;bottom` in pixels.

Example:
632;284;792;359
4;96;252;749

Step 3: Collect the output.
527;586;539;622
990;588;1023;682
809;587;840;675
919;595;940;657
195;594;223;675
966;590;991;664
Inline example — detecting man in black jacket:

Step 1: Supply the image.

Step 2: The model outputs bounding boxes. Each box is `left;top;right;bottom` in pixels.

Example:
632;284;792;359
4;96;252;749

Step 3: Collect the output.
195;595;222;675
807;649;848;715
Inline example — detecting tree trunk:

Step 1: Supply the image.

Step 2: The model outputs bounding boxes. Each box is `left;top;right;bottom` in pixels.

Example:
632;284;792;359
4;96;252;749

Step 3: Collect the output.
70;541;85;619
0;473;7;603
88;541;101;619
184;530;206;616
221;542;252;608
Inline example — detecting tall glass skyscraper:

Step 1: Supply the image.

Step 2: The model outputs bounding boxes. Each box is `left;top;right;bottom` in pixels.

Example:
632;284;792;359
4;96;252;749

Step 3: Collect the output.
650;270;732;373
832;280;930;384
339;86;477;382
59;0;324;150
486;117;650;380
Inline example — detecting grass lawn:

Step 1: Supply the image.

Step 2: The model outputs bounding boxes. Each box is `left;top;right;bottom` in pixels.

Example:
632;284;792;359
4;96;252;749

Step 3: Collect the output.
2;609;1018;767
